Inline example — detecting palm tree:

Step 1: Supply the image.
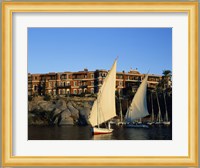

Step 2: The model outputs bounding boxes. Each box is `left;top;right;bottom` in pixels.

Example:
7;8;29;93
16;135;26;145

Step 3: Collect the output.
163;70;172;77
146;70;172;125
162;70;172;124
162;70;172;90
156;70;172;124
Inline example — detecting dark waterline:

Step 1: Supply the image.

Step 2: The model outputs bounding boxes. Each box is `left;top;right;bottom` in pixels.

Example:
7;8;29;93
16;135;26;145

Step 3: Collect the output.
28;125;172;140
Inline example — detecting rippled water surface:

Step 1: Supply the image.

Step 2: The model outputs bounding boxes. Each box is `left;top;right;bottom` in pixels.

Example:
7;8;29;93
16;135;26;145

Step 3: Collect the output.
28;125;172;140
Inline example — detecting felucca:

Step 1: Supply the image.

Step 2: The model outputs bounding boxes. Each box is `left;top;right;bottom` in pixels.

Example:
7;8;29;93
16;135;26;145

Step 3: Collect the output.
124;74;149;128
89;59;117;135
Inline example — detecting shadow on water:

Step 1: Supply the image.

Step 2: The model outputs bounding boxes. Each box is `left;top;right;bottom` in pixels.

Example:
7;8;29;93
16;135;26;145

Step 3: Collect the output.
28;125;172;140
28;125;93;140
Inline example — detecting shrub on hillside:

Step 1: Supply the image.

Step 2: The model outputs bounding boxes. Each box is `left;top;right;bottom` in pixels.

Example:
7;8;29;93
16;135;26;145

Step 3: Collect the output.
44;94;51;101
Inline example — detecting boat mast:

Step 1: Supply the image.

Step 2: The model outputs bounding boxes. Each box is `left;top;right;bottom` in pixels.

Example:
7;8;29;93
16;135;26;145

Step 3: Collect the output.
97;93;99;128
156;91;162;123
163;91;168;122
126;100;129;112
151;92;154;122
124;99;129;123
119;95;123;122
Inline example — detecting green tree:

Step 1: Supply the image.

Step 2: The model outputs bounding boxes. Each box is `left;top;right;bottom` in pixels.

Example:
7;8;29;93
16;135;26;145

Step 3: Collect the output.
162;70;172;90
155;70;172;122
162;70;172;77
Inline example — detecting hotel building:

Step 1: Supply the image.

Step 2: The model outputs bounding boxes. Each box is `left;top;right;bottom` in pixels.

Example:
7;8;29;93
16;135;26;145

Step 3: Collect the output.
28;69;171;96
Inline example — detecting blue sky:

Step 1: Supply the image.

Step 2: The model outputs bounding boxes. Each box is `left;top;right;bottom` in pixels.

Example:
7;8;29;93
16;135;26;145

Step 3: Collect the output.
28;28;172;75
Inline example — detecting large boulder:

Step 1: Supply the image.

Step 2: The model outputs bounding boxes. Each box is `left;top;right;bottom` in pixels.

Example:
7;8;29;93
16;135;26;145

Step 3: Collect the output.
79;107;91;118
29;100;56;113
58;109;74;125
59;117;74;125
49;108;62;125
55;99;67;111
38;101;55;112
67;102;79;119
70;101;78;108
28;101;38;111
78;107;91;125
61;108;71;118
83;102;92;108
52;108;62;116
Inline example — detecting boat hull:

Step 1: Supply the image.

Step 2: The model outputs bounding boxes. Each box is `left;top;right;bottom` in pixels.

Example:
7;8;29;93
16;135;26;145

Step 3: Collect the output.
155;122;164;125
125;123;149;128
163;121;171;125
92;127;113;135
117;121;126;126
147;122;155;125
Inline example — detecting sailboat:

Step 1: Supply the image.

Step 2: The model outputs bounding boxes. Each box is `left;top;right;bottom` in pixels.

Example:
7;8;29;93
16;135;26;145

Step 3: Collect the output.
155;91;163;125
124;74;149;128
89;59;117;135
163;92;171;125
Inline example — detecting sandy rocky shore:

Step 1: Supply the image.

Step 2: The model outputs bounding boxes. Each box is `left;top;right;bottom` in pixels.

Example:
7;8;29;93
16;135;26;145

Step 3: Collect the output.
28;96;95;126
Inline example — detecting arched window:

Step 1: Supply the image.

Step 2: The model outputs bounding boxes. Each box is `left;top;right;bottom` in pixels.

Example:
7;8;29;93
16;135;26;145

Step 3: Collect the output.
66;89;70;95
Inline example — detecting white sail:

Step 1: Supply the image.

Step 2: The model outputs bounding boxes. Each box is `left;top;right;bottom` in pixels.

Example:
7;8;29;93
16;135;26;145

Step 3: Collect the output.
125;75;149;122
89;60;117;127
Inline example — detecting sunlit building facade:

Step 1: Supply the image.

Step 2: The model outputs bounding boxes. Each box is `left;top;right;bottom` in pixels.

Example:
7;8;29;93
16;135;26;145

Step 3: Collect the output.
28;69;171;96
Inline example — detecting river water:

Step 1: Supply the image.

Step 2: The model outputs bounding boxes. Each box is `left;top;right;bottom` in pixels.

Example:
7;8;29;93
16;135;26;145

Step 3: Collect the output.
28;125;172;140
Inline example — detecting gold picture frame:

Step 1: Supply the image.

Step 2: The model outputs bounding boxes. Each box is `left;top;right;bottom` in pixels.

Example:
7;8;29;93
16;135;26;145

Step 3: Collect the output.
2;2;198;166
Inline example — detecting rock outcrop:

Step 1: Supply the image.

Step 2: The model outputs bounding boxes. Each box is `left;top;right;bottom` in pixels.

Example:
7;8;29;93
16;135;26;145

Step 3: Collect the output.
28;96;94;126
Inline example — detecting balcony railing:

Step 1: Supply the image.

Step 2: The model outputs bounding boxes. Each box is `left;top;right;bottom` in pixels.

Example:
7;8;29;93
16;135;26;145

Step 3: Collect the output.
80;85;88;88
57;85;71;88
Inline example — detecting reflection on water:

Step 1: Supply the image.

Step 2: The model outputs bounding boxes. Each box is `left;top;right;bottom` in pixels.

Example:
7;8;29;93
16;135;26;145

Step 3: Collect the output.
28;125;172;140
92;133;113;140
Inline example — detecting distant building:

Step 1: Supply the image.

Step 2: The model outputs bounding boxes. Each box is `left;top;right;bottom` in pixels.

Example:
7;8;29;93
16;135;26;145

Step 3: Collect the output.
28;69;171;96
